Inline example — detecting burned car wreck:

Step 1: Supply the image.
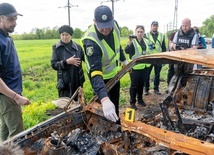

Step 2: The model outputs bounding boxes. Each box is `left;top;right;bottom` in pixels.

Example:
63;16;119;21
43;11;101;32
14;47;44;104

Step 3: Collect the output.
3;49;214;155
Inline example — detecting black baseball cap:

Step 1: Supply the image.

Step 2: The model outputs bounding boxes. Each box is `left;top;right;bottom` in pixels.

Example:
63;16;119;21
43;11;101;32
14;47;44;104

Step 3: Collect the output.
94;5;114;29
0;3;23;17
151;21;158;26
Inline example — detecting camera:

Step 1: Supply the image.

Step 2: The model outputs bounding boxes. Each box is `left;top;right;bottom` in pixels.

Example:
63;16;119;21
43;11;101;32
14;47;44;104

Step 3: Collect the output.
129;34;137;39
176;44;188;50
56;70;65;89
56;79;65;89
148;43;155;50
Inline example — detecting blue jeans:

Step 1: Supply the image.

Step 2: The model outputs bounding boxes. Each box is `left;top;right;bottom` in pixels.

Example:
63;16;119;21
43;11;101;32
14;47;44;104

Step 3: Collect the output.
197;64;202;69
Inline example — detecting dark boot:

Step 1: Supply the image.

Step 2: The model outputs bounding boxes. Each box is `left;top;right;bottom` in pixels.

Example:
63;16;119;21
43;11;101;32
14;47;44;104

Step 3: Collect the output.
154;89;161;95
138;100;146;106
144;88;149;95
130;103;137;110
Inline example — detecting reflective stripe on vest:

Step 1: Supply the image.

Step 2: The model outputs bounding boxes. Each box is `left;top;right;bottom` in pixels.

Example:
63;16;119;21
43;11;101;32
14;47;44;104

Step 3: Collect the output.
146;32;164;54
131;39;146;70
81;24;121;79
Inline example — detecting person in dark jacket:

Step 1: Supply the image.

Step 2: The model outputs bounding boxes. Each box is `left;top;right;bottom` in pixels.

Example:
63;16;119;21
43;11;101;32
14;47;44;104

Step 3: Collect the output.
165;30;177;94
0;3;30;142
125;25;148;110
144;21;167;95
193;26;207;69
172;18;198;51
172;18;198;75
81;5;128;122
51;25;85;99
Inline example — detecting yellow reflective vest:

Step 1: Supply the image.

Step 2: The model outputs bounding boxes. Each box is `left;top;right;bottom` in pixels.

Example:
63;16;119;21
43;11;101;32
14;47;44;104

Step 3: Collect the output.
145;32;164;54
81;24;121;79
131;38;150;70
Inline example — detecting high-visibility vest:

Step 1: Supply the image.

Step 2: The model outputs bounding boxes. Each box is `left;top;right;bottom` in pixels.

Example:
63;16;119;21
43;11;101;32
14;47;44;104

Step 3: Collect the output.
146;32;164;54
131;38;150;69
81;24;121;79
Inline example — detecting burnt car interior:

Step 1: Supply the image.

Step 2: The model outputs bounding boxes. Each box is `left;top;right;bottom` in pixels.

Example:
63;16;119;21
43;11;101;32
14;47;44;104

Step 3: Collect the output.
3;49;214;155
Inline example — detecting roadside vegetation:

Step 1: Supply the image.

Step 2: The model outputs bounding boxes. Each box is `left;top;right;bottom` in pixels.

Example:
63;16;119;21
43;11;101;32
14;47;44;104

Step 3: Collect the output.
16;37;166;129
15;38;133;129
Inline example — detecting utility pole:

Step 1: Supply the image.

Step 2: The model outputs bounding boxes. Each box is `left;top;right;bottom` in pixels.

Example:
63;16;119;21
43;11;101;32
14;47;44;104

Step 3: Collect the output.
173;0;178;30
100;0;125;16
59;0;78;26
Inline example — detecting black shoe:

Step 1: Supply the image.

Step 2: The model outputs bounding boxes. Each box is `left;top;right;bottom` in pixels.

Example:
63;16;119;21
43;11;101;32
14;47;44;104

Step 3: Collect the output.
154;89;161;95
165;89;169;94
138;100;146;106
130;104;138;110
144;90;149;95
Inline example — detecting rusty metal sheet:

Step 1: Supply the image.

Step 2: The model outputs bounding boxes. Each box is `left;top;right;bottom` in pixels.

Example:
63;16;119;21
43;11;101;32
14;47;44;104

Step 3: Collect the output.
136;49;214;68
2;48;214;155
121;116;214;155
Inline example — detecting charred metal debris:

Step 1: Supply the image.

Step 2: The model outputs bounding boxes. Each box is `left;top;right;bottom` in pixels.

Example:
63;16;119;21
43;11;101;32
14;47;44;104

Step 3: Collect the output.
3;49;214;155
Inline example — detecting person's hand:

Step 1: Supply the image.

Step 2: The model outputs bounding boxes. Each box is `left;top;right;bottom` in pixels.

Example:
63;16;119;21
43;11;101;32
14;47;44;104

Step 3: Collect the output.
179;47;185;50
66;55;81;66
14;94;30;106
101;98;119;122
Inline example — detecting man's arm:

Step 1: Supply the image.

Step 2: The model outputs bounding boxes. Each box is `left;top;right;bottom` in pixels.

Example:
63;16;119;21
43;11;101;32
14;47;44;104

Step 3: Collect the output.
119;46;128;65
190;34;199;50
161;35;167;52
83;39;118;122
0;78;30;106
172;32;179;50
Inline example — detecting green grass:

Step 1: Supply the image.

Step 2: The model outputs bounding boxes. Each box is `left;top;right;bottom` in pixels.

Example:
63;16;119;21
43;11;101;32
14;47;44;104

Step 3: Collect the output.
14;38;168;129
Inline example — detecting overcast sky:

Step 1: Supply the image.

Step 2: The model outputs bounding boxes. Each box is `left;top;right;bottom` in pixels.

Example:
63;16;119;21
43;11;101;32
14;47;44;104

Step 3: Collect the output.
4;0;214;34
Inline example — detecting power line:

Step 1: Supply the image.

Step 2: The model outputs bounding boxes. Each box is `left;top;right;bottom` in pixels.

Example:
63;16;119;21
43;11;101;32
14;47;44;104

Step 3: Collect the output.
58;0;78;26
173;0;178;30
100;0;125;16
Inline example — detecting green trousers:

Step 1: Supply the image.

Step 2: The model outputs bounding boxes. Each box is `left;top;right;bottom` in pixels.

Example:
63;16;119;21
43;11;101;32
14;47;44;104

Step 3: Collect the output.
0;95;24;142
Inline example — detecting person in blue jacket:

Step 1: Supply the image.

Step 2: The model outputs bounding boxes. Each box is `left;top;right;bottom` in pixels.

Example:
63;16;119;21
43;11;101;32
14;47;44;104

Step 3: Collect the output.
193;26;206;69
212;33;214;48
0;3;30;142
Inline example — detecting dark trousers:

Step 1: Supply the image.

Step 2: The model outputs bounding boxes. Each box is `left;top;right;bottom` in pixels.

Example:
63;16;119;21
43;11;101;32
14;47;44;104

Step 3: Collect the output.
167;64;175;85
144;64;162;90
129;68;148;104
104;80;120;116
58;82;83;101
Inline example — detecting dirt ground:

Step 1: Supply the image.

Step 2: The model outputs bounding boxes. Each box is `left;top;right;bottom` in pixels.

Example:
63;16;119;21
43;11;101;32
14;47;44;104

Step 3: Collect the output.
119;88;168;121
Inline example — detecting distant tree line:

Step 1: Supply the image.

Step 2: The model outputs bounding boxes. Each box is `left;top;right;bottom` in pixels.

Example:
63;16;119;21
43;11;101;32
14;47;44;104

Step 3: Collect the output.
166;15;214;38
12;25;133;40
12;15;213;40
199;15;214;38
12;26;84;40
